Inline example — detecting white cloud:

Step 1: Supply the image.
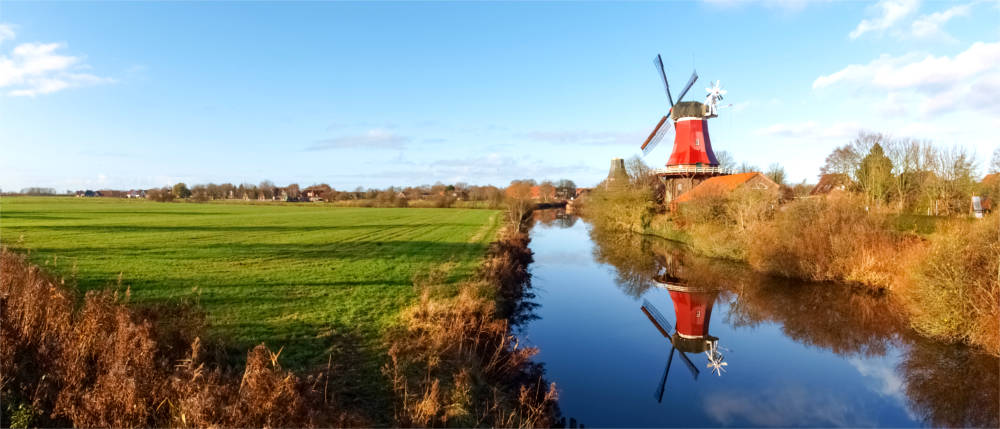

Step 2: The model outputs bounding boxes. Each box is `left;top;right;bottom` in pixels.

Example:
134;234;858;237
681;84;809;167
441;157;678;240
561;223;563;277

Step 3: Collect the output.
813;41;1000;116
0;24;14;45
850;357;919;420
0;24;112;96
703;385;874;427
850;0;920;39
307;129;410;150
910;3;971;40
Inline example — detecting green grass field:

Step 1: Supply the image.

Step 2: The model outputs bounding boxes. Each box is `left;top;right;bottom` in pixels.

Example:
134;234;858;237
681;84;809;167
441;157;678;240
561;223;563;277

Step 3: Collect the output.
0;197;501;372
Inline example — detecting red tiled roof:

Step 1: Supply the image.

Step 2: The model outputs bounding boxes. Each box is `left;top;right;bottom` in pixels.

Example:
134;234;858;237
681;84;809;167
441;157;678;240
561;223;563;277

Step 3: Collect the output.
674;172;773;203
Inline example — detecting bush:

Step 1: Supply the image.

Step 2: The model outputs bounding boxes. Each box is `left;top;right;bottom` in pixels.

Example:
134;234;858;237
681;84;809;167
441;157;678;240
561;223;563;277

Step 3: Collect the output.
675;185;777;260
145;187;175;202
900;216;1000;355
581;185;655;233
747;194;910;289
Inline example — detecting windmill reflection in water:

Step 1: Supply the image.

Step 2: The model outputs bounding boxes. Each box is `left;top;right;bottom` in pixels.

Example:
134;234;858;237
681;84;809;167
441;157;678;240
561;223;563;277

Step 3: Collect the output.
640;252;727;403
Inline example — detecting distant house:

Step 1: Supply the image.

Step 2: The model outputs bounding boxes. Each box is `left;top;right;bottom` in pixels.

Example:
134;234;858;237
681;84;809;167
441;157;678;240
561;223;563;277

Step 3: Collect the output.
303;187;326;202
126;189;146;199
811;174;851;196
673;172;780;208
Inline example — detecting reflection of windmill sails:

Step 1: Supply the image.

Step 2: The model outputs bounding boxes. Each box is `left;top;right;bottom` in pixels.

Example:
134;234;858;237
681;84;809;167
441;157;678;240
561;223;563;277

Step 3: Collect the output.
641;282;726;403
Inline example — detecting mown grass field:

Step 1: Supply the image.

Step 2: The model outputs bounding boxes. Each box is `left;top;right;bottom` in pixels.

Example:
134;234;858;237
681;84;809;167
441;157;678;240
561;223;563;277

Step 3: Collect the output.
0;197;501;372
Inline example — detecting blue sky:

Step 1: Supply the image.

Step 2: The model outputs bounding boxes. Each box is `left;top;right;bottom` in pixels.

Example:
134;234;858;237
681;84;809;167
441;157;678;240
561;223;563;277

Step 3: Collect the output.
1;0;997;191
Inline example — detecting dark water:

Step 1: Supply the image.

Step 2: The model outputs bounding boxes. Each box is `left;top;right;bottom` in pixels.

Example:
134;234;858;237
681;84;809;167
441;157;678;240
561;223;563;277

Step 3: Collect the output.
520;210;999;428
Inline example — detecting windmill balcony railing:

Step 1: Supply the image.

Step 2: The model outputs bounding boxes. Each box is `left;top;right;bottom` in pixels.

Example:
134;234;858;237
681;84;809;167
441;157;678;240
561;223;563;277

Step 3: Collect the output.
654;165;732;175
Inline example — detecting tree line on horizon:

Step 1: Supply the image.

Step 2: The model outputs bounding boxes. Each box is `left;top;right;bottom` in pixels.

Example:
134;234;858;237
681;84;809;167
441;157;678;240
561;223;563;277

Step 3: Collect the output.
131;179;579;208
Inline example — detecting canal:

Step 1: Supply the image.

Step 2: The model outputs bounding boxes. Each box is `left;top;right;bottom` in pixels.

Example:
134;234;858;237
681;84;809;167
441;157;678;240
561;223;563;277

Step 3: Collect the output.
520;210;998;427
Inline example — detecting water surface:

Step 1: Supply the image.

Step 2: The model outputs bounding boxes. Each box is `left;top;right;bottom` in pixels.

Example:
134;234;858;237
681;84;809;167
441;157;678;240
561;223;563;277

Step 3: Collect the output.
520;210;998;427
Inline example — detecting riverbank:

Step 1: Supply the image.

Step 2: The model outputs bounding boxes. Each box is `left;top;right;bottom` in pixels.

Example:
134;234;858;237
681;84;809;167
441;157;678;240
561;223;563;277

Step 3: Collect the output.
578;186;999;356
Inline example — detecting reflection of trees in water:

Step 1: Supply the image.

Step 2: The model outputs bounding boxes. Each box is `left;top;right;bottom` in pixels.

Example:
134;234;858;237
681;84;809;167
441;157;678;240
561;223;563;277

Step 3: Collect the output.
585;222;999;425
727;281;908;358
506;288;541;334
898;335;999;428
530;209;578;229
588;225;658;298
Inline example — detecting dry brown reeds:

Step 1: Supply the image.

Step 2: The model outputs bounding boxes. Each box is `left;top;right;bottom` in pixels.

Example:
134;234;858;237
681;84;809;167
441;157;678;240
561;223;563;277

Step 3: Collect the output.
383;227;559;428
747;194;913;289
0;247;361;428
898;215;1000;355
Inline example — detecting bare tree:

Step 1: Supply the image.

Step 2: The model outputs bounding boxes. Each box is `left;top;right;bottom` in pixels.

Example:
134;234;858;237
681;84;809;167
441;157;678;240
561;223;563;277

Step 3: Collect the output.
504;180;535;225
625;156;656;188
285;183;301;200
991;148;1000;174
715;150;736;173
555;179;577;199
538;181;556;203
765;163;787;186
737;162;760;174
821;131;884;179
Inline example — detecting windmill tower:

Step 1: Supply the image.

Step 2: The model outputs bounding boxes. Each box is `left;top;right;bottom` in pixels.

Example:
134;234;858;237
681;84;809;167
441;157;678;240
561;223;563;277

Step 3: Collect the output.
640;54;730;203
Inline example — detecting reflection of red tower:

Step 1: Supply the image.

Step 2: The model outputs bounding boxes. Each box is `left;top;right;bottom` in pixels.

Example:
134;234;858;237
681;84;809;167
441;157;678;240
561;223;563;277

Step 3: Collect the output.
668;285;717;339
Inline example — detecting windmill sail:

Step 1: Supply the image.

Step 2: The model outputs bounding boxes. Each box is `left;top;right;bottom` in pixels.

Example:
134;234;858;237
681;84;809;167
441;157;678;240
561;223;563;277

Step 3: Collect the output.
655;347;676;403
675;70;699;103
642;299;673;335
642;299;700;379
654;54;674;107
641;116;672;156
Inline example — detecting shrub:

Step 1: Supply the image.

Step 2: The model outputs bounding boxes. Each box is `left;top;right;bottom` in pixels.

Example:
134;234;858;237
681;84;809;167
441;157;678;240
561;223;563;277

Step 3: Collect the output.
675;185;777;260
747;194;908;289
900;216;1000;355
145;187;175;202
581;185;655;233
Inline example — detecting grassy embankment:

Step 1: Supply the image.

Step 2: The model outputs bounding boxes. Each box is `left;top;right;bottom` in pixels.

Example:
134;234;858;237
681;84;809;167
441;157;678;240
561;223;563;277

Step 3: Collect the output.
1;196;556;427
580;184;999;356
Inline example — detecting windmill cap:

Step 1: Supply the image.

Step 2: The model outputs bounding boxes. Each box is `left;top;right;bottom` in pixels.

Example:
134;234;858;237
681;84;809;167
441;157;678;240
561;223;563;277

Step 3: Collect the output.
671;101;707;121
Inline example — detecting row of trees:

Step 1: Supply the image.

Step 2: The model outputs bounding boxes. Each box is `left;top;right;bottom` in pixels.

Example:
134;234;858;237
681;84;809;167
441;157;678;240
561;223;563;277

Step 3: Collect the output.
143;179;577;210
820;132;986;215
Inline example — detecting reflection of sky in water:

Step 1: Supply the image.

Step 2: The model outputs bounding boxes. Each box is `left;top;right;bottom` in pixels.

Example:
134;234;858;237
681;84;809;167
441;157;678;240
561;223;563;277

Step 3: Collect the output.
520;218;924;427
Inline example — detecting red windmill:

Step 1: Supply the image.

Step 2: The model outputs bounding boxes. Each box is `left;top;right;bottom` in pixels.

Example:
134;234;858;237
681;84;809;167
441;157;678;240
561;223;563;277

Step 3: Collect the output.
640;55;730;202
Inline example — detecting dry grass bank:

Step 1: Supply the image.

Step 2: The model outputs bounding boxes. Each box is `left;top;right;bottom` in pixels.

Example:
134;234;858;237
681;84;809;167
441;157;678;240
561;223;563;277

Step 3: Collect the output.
0;248;361;428
382;227;558;428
